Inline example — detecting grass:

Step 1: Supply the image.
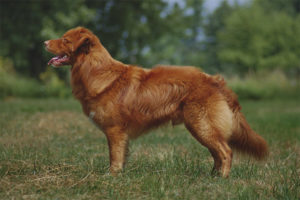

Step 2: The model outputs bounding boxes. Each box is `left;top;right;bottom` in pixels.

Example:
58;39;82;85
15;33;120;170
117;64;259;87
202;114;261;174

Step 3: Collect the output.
0;98;299;199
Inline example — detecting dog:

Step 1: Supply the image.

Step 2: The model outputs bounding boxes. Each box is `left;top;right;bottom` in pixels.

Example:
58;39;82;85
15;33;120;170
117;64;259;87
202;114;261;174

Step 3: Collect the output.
44;27;268;177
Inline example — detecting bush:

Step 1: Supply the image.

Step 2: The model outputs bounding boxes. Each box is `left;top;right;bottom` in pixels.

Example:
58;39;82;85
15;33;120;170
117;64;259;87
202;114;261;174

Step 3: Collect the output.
0;57;70;99
227;70;300;100
39;68;70;98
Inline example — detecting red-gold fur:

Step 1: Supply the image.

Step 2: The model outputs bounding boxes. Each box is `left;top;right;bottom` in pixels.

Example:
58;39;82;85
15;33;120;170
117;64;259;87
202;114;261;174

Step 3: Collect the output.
45;27;268;177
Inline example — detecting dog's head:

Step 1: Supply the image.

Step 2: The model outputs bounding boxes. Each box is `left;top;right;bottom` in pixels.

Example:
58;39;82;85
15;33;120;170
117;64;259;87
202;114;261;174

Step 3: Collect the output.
44;27;99;67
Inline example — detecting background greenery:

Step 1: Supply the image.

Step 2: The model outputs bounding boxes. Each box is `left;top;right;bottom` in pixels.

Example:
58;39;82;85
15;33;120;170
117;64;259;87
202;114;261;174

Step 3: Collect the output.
0;0;299;99
0;1;299;199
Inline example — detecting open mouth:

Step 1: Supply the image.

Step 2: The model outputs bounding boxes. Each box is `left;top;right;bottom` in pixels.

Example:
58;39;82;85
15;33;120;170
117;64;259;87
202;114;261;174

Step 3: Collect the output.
47;55;70;67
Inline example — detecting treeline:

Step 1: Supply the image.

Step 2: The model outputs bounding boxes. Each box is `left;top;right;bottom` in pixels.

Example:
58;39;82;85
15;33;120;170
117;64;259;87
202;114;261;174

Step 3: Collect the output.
0;0;300;79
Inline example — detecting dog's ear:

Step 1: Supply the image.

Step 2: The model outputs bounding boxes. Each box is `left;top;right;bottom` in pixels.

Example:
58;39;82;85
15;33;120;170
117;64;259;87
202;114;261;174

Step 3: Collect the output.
72;33;91;53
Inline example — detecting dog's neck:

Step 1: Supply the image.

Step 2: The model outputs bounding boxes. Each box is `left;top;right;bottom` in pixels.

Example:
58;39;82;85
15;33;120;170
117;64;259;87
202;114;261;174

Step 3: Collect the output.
70;45;125;101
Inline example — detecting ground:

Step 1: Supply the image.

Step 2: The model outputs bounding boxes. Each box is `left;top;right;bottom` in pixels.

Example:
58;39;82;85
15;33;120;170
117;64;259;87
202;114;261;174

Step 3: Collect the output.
0;98;299;199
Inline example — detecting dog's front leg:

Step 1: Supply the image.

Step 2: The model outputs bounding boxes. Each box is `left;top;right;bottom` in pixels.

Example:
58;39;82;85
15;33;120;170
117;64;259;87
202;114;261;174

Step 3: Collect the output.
105;126;129;175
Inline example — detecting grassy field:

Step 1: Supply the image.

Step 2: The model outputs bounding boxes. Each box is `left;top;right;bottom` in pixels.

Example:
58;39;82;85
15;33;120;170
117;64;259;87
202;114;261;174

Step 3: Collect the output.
0;98;299;199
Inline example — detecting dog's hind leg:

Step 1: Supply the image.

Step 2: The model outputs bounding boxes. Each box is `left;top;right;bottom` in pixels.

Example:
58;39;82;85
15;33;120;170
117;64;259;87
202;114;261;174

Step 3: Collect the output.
183;100;233;177
105;126;129;175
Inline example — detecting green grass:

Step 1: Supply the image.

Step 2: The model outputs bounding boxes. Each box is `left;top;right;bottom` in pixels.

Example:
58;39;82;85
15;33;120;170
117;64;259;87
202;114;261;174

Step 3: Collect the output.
0;98;299;199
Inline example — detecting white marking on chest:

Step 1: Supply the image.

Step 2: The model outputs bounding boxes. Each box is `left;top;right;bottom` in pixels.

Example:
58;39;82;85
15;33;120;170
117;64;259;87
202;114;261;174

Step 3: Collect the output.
89;111;96;121
89;111;103;131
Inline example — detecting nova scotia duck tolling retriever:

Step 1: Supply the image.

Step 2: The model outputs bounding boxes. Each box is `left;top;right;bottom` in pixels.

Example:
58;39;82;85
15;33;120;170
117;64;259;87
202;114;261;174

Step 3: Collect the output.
44;27;268;177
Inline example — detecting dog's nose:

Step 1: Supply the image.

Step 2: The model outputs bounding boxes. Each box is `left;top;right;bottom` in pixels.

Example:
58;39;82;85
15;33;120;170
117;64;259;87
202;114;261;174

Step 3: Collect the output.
44;40;49;46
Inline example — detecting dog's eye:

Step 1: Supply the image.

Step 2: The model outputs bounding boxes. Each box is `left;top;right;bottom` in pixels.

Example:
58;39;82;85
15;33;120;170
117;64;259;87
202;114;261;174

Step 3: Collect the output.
63;38;70;44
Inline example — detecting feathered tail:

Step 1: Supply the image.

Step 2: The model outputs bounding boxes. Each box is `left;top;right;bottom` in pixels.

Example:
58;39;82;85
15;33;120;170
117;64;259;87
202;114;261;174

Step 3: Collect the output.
212;75;268;159
229;111;268;159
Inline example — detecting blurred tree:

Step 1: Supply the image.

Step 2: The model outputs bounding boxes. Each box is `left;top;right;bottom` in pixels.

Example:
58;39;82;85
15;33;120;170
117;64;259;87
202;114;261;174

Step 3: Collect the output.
217;2;300;74
0;0;95;78
1;0;300;81
139;0;204;68
0;0;204;79
86;0;203;67
86;0;174;65
256;0;300;15
203;1;234;73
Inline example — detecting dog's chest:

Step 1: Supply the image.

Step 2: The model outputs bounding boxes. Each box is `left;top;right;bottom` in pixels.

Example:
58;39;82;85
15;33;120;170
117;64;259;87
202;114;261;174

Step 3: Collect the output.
70;74;85;100
88;110;103;131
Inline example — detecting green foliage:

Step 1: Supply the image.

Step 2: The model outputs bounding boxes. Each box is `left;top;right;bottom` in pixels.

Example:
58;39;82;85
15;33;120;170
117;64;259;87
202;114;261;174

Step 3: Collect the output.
0;0;95;78
203;1;234;73
0;0;203;78
0;57;70;98
217;2;300;74
86;0;204;66
227;70;300;100
256;0;300;16
1;0;300;99
39;68;71;98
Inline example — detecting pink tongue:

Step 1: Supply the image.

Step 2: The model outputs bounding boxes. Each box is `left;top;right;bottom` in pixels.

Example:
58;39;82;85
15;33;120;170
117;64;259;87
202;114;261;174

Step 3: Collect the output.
48;56;60;65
